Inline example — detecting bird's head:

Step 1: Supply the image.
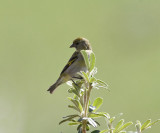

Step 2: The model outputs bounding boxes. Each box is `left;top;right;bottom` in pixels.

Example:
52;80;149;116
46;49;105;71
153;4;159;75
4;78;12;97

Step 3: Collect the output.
70;37;92;51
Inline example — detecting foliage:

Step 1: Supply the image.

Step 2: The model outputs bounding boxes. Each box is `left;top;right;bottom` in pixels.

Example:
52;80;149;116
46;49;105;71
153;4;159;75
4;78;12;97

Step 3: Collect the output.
59;50;160;133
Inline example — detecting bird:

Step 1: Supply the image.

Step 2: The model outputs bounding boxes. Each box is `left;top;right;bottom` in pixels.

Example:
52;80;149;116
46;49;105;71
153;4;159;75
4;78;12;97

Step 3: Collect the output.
47;37;92;94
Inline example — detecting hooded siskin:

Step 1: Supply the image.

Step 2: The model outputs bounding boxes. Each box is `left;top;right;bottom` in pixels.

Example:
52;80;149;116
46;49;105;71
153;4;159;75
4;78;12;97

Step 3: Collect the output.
47;37;92;94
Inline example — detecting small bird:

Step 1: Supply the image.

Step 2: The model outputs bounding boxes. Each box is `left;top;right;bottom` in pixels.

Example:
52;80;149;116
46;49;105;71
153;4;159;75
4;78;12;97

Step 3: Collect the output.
47;37;92;94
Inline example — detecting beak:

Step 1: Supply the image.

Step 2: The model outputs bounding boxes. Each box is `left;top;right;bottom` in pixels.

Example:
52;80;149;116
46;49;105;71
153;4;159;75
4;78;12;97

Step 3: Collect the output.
70;43;75;48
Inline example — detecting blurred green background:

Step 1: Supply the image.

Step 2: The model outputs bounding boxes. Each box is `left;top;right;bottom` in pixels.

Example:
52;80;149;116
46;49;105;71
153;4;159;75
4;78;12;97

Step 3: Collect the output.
0;0;160;132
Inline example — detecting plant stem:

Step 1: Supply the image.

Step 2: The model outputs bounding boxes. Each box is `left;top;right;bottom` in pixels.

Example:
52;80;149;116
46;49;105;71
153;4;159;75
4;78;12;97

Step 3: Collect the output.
82;121;87;133
82;83;92;133
84;83;92;116
108;122;113;133
82;88;87;133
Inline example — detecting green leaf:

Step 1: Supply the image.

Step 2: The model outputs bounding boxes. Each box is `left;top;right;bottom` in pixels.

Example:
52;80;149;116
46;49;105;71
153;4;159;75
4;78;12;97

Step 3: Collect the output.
83;117;97;127
87;118;98;127
81;50;90;70
141;119;151;131
96;79;108;89
91;130;101;133
90;52;96;72
68;122;81;125
136;120;142;127
68;97;83;113
59;114;79;125
62;114;79;119
68;105;80;112
81;71;89;82
113;119;124;133
68;88;80;96
100;130;109;133
136;121;141;133
147;119;160;127
77;124;82;131
89;112;110;119
89;113;103;118
116;121;133;132
86;124;90;131
90;67;97;76
92;97;103;112
90;76;97;83
110;117;115;124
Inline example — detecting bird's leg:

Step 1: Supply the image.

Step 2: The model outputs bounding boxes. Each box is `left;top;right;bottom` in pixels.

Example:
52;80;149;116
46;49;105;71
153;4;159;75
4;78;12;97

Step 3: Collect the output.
72;76;83;80
71;79;79;87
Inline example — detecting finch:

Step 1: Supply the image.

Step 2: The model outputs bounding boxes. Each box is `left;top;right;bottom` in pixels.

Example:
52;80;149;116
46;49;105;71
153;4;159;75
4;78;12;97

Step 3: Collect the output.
47;37;92;94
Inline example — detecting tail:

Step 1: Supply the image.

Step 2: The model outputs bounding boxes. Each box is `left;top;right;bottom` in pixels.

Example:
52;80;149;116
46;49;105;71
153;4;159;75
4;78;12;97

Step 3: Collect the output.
47;83;59;94
47;77;63;94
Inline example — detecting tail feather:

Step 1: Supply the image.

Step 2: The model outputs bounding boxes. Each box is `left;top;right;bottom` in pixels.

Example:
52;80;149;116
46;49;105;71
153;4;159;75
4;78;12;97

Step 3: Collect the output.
47;76;67;94
47;83;58;94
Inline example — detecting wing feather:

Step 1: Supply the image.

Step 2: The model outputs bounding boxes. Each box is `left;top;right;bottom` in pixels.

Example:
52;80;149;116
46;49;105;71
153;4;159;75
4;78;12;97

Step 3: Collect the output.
60;51;79;75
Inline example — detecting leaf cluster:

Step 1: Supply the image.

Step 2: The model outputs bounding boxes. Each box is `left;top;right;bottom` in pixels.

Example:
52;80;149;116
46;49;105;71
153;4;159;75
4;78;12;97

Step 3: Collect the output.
59;51;108;132
59;50;160;133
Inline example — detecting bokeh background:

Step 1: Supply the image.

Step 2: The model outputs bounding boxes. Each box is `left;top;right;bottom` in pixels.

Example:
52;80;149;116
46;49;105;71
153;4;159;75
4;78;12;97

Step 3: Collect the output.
0;0;160;133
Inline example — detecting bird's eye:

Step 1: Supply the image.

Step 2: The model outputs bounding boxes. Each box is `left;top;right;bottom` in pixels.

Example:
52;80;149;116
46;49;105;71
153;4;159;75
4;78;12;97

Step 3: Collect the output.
76;42;79;45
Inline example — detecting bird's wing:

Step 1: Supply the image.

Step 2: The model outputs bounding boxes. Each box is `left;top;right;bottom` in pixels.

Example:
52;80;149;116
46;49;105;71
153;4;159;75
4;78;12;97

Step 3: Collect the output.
60;51;79;75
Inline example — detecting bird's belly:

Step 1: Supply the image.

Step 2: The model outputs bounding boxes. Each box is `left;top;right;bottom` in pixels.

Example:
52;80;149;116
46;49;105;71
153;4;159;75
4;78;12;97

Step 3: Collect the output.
64;62;87;78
